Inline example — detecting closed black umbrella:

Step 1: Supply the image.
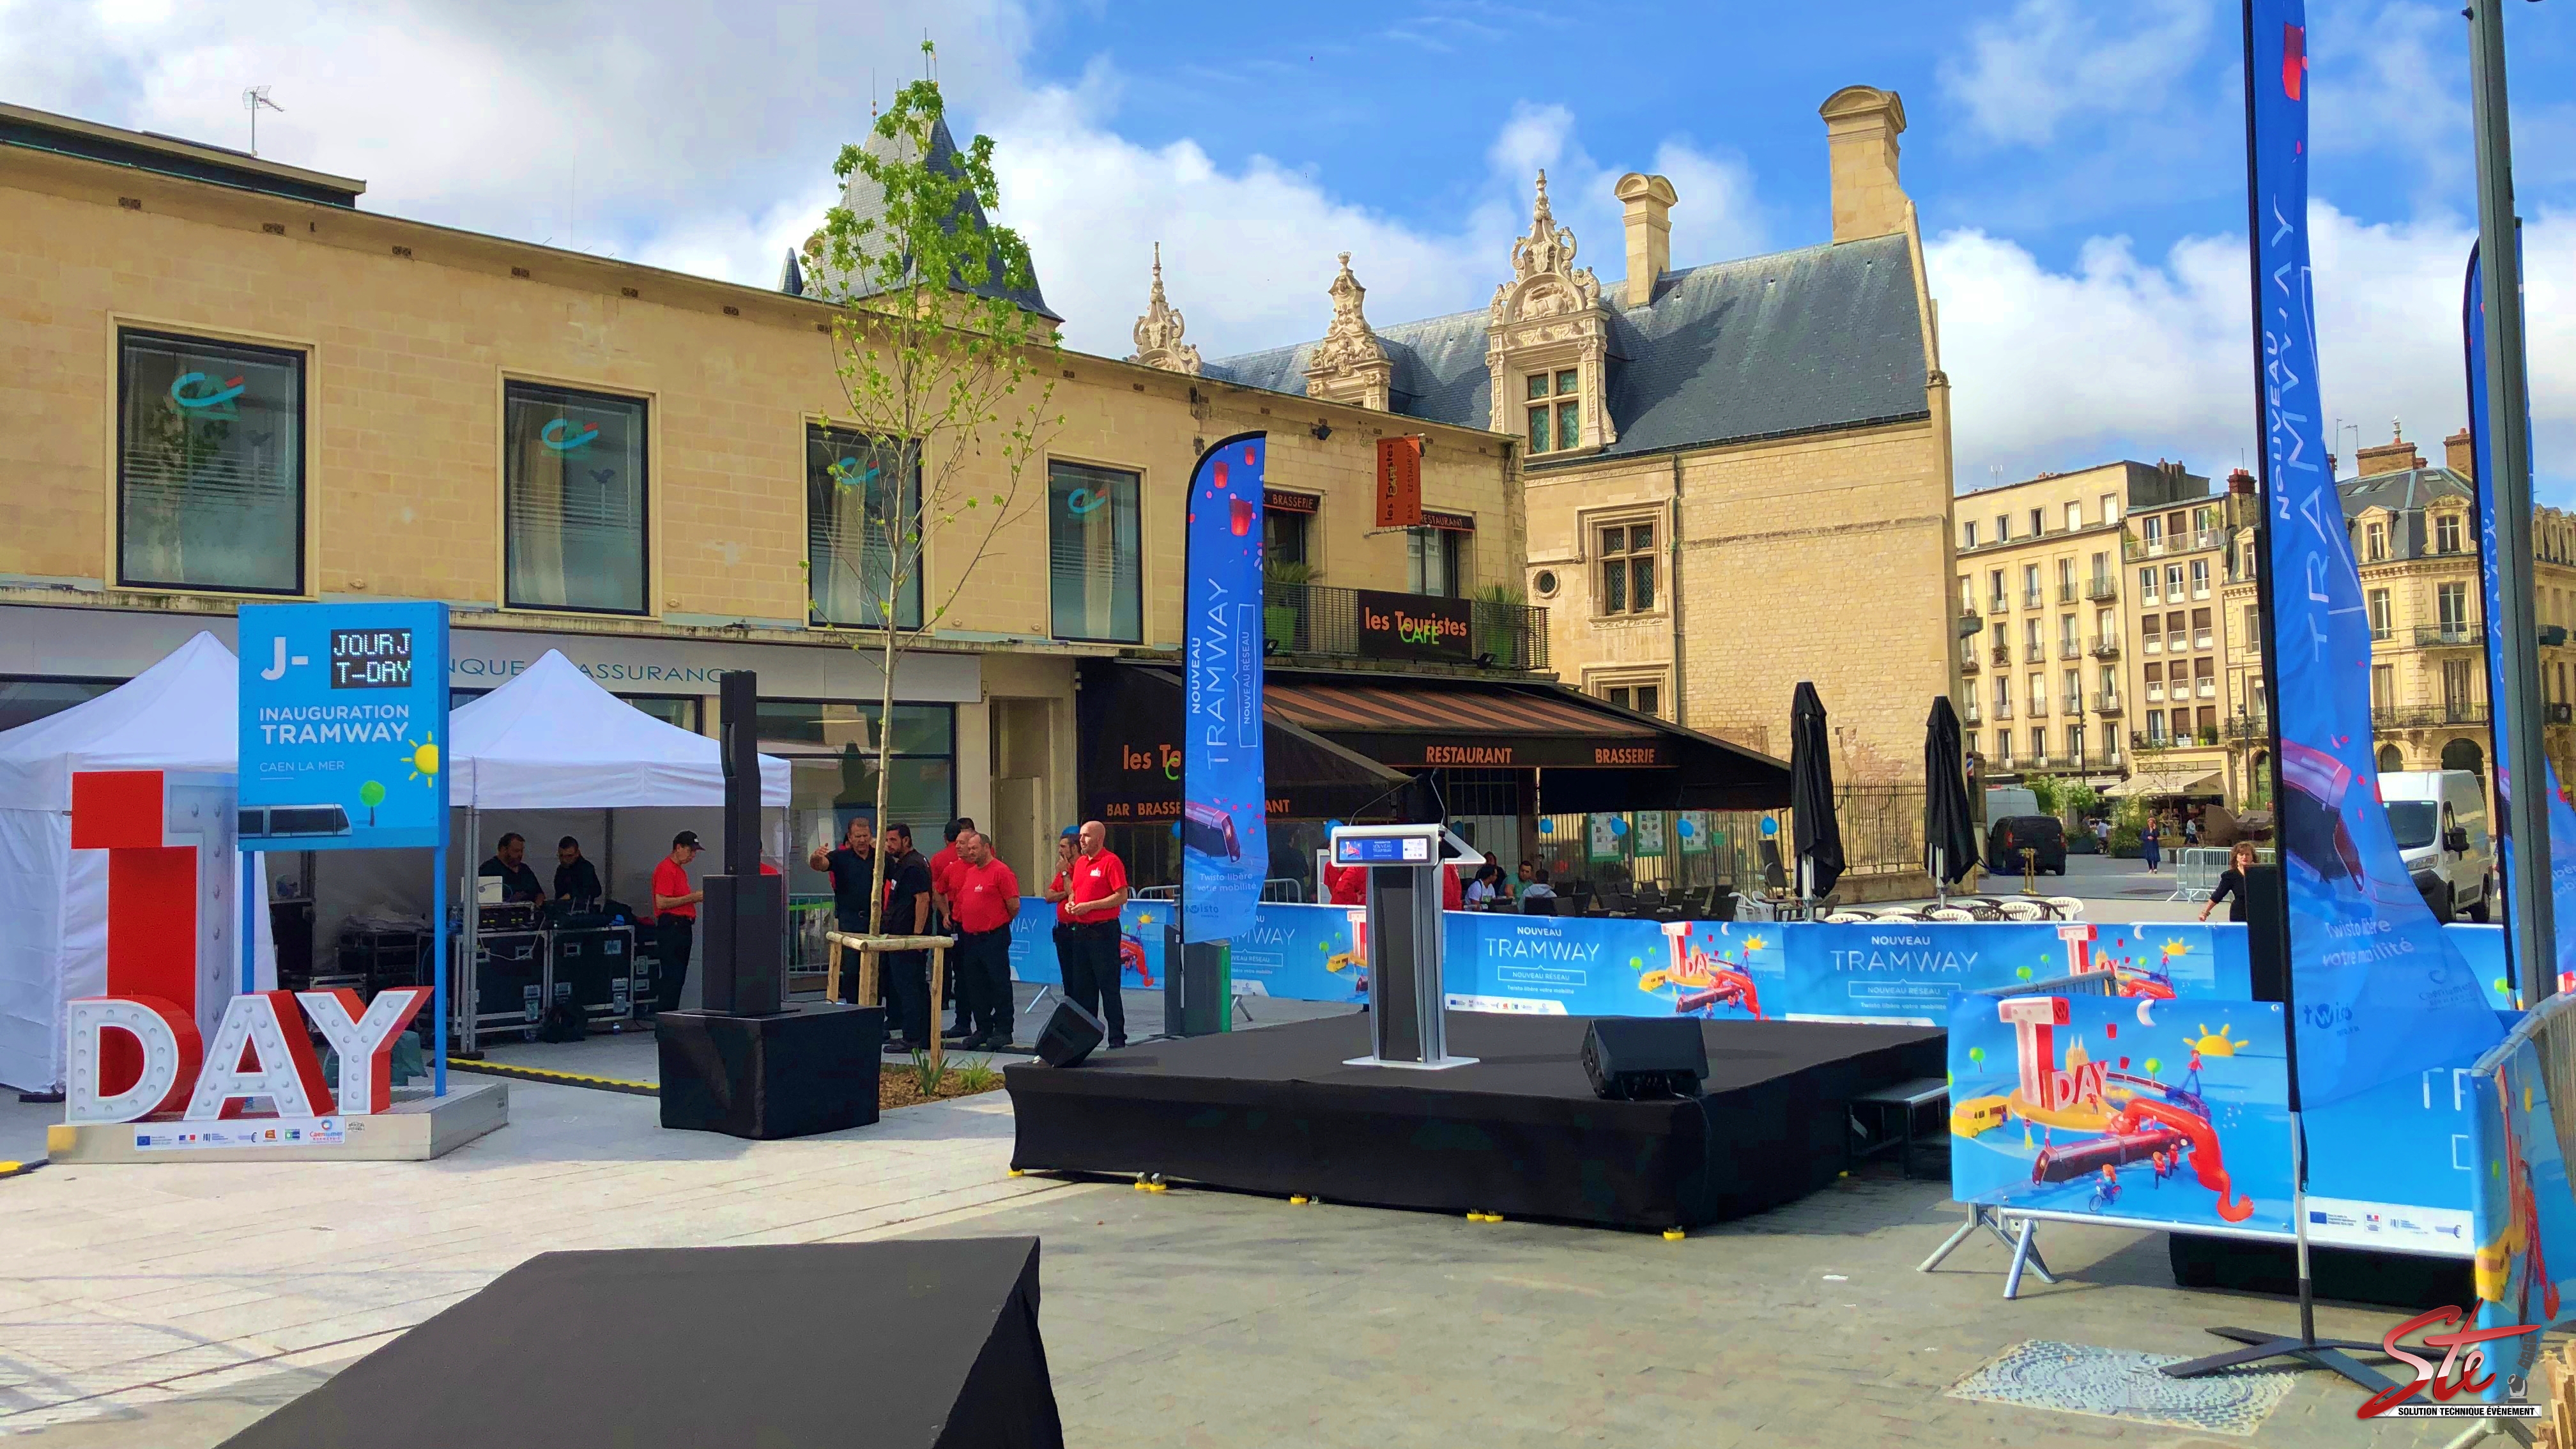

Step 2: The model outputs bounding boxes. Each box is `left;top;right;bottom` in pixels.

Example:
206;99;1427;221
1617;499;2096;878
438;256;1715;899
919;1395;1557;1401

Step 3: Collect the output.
1923;696;1979;892
1789;682;1845;901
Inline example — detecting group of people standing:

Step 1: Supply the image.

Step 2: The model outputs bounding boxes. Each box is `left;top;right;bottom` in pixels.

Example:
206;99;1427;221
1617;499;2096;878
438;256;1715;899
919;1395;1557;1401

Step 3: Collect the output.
808;816;1133;1055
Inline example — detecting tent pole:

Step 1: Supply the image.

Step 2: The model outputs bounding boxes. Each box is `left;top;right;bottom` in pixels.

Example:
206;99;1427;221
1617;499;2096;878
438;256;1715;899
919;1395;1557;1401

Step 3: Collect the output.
240;849;257;997
431;839;447;1096
462;805;479;1060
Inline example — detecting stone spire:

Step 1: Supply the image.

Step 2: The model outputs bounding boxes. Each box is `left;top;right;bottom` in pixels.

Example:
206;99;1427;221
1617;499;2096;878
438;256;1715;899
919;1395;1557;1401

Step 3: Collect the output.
1305;252;1392;410
1128;243;1201;375
1483;171;1613;451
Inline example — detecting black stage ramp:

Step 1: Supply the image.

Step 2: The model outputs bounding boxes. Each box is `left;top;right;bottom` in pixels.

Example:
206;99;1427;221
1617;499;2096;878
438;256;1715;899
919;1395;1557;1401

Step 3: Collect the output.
1006;1013;1942;1230
218;1240;1064;1449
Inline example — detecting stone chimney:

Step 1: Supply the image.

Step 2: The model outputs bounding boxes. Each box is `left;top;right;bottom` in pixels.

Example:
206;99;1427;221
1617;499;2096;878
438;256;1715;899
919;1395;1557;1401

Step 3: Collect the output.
2228;467;2257;496
1613;172;1676;308
2444;427;2475;479
1819;85;1909;244
2354;422;2425;479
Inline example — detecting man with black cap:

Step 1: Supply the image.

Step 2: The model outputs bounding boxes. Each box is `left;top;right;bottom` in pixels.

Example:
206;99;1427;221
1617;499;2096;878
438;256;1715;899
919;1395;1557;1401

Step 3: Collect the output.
649;831;704;1017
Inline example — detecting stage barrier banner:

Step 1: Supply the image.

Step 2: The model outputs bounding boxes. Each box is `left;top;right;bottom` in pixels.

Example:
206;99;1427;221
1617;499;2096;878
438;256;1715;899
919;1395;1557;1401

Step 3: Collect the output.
2468;1028;2576;1399
1948;990;2293;1235
1006;900;1169;995
1788;921;2250;1023
2246;0;2497;1108
1180;433;1270;944
1444;915;1786;1020
1226;901;1368;1002
2468;241;2576;993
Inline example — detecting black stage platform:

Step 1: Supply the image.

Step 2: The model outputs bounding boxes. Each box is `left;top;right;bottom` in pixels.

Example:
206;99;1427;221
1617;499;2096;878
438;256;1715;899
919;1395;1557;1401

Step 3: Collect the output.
1006;1013;1943;1230
218;1240;1064;1449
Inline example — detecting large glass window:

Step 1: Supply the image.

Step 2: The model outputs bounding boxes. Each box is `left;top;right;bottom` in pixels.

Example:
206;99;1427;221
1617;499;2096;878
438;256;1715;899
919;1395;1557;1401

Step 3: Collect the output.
807;425;921;629
1597;522;1655;615
1409;526;1468;598
0;677;118;733
760;698;958;834
1048;460;1141;643
117;330;304;593
503;382;648;613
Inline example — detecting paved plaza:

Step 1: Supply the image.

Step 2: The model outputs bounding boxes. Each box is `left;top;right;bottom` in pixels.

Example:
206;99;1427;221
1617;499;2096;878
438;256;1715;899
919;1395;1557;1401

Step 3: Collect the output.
0;1000;2503;1448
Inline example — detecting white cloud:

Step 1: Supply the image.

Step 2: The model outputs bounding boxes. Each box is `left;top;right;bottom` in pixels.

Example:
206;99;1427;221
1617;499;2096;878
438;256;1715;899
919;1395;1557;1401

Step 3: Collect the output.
1937;0;2213;147
1931;203;2576;501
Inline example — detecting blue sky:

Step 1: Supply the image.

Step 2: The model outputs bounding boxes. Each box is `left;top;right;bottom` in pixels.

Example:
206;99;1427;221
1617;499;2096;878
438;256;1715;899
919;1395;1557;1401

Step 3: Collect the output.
8;0;2575;497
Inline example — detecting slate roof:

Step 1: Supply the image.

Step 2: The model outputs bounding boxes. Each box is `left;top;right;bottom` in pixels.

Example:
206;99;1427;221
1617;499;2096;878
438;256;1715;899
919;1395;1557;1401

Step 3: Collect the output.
1201;232;1929;461
788;113;1059;321
2340;466;2475;560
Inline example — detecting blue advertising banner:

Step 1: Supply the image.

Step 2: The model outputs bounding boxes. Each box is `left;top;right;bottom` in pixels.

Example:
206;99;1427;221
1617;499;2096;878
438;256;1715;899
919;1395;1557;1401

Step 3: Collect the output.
1228;902;1369;1003
2468;1028;2576;1397
1008;898;1167;995
1791;921;2251;1023
2246;1;2497;1107
237;601;450;852
1443;914;1788;1020
2467;241;2576;995
1181;433;1269;944
1949;990;2293;1234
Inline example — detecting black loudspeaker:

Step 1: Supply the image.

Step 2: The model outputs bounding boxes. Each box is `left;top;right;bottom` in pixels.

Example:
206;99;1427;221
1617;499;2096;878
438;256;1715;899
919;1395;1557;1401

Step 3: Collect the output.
1581;1018;1710;1101
1034;998;1105;1068
2244;862;2287;1004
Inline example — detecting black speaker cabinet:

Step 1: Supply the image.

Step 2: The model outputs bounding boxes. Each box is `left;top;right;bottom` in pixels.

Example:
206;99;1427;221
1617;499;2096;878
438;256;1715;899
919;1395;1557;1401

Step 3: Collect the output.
657;1004;882;1139
1034;998;1105;1068
2244;862;2287;1004
1581;1017;1710;1101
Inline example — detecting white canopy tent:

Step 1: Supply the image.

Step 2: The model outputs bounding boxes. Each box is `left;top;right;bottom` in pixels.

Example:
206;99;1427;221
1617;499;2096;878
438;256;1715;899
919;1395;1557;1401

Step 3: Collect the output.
448;650;790;811
0;632;276;1092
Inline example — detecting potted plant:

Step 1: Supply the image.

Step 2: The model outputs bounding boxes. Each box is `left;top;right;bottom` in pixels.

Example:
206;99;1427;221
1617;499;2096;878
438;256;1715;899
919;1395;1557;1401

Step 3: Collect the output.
1471;582;1527;668
1265;560;1312;651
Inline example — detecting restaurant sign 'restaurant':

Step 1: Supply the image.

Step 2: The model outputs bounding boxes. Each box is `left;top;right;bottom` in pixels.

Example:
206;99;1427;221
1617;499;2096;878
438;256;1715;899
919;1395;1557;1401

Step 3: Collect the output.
1355;588;1472;663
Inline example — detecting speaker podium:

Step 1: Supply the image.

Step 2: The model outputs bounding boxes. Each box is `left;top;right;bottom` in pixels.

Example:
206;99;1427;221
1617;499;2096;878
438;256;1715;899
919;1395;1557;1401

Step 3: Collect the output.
1328;824;1474;1071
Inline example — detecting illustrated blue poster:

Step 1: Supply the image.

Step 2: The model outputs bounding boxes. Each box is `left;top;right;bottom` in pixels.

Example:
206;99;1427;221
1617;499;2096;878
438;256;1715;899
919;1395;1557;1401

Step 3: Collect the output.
2467;241;2576;996
1181;432;1269;943
1227;902;1370;1002
1949;990;2293;1234
2246;3;2497;1106
1008;898;1167;995
237;601;449;852
2468;1031;2576;1398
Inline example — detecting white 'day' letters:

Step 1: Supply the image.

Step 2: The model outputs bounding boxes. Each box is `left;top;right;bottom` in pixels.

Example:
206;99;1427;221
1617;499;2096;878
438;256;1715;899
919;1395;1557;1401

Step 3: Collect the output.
296;988;431;1116
65;997;203;1124
187;990;334;1120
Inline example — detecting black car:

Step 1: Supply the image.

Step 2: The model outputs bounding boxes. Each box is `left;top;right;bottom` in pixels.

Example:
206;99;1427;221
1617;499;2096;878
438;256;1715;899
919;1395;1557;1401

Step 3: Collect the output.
1987;815;2068;876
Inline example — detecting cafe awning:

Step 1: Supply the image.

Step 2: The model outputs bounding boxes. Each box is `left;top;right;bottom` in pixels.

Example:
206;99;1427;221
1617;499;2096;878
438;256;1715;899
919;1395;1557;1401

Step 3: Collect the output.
1078;663;1420;824
1259;668;1790;813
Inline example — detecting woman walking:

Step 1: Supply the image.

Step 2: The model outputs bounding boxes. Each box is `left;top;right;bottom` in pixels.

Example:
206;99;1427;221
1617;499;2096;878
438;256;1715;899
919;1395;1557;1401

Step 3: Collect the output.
2141;816;2163;875
2199;841;2257;923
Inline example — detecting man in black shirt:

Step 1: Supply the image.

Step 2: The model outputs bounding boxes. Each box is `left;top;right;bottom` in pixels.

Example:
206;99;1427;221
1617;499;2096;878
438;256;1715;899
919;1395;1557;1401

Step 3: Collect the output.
553;836;603;910
877;824;935;1054
807;818;878;1004
479;832;544;903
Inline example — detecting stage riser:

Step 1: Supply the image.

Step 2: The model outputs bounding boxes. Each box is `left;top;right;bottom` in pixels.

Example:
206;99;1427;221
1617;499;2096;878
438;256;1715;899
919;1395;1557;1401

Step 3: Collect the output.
1008;1017;1943;1230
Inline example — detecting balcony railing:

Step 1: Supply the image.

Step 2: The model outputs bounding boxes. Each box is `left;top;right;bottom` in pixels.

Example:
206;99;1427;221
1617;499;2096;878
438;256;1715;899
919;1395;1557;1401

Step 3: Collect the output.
2225;714;2271;744
2143;636;2162;654
2022;589;2044;610
2414;624;2485;648
1989;596;2008;615
2024;645;2048;664
1963;703;1983;726
1957;610;1984;639
2090;637;2121;658
1958;650;1982;673
1991;644;2012;666
2124;530;2227;562
2059;640;2085;659
2085;577;2118;602
2165;632;2189;653
1261;583;1549;670
2093;693;2124;715
1995;701;2016;719
2057;583;2079;604
2373;703;2491;730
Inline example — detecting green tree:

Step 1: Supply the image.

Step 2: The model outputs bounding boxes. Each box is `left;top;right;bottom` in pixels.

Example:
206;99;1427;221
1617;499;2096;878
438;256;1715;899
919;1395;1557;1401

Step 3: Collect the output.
808;43;1062;933
2026;775;2063;815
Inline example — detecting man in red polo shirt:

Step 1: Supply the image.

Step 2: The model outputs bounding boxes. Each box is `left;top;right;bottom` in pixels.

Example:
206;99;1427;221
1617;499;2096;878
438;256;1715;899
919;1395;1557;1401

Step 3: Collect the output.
930;817;972;1039
1062;819;1131;1048
1327;860;1366;907
947;831;1021;1050
648;831;704;1017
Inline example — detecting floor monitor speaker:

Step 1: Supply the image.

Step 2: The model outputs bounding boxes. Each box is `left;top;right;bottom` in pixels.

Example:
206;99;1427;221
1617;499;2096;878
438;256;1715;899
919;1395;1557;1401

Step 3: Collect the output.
1581;1017;1710;1101
1035;998;1105;1068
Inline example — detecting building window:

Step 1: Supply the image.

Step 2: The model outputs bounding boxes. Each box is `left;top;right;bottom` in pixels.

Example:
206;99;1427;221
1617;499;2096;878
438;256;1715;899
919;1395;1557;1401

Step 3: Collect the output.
2368;588;2392;641
1525;369;1579;454
2435;513;2464;554
1606;683;1661;717
2029;507;2044;537
2145;662;2164;702
1408;525;1468;599
1598;522;1656;614
2439;581;2470;633
2028;673;2046;715
1048;459;1143;641
2031;726;2047;762
1264;505;1310;571
1995;515;2010;544
2143;515;2164;548
758;700;957;849
2365;521;2387;562
2064;502;2083;533
806;426;921;629
2021;564;2041;607
117;330;305;594
1962;520;1979;549
503;381;648;614
0;677;119;733
2165;564;2184;600
2191;606;2212;650
2024;618;2042;660
2101;493;2119;526
2139;566;2159;605
2189;558;2210;598
1989;570;2007;611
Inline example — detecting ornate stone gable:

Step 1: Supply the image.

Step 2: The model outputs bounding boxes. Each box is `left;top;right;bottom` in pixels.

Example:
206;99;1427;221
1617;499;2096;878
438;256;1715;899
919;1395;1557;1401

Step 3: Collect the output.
1128;243;1201;375
1304;252;1392;410
1485;171;1615;453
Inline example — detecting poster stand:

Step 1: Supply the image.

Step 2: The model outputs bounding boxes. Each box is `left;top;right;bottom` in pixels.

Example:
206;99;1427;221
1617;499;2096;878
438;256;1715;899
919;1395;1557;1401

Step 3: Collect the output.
1916;1205;2058;1300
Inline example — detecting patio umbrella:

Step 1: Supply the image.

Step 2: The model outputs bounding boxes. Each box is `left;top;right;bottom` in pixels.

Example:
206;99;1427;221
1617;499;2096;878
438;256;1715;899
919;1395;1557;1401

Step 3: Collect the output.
1788;682;1845;901
1922;696;1980;894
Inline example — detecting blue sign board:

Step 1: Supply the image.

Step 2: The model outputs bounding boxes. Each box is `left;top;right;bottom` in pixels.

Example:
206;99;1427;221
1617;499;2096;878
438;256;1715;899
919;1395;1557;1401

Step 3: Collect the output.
1181;432;1270;943
238;601;450;852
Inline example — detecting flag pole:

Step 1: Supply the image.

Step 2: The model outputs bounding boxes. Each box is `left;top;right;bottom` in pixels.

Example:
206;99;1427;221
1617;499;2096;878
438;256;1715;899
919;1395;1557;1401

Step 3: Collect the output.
2161;1;2392;1389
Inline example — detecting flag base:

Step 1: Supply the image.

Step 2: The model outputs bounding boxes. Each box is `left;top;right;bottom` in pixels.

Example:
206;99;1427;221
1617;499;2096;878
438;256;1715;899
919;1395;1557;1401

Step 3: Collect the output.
2158;1326;2393;1393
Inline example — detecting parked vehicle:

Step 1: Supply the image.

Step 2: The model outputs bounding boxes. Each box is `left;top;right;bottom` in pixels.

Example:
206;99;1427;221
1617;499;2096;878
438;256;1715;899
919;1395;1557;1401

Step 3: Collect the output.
1984;786;2039;824
2378;769;2492;923
1987;815;2068;876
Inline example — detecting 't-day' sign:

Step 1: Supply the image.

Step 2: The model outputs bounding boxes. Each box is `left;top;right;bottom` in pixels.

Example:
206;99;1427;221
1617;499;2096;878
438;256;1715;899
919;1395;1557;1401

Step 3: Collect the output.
238;601;450;850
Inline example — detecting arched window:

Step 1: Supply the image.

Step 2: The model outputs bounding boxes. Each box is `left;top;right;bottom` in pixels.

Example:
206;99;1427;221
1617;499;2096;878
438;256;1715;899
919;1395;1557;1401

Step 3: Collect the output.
2377;743;2404;772
2441;737;2486;779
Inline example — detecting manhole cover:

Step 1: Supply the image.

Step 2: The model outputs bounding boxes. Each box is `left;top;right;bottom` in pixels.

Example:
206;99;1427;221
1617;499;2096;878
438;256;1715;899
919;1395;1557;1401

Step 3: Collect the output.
1947;1339;2294;1438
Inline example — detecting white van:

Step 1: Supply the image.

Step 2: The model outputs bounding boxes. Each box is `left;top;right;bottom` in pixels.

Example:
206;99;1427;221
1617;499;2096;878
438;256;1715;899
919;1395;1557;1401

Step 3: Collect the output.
2378;770;2493;922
